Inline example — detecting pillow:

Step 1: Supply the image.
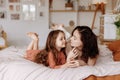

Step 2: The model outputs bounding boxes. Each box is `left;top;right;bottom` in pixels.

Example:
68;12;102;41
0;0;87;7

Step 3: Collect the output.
50;24;71;39
98;44;113;56
107;40;120;61
113;51;120;61
108;40;120;52
96;45;114;64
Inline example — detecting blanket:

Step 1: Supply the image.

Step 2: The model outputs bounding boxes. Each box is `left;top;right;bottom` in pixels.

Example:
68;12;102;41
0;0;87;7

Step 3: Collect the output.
0;45;120;80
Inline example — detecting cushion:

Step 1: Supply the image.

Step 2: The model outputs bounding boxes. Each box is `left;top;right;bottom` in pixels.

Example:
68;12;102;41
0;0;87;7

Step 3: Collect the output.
113;51;120;61
107;40;120;61
108;40;120;52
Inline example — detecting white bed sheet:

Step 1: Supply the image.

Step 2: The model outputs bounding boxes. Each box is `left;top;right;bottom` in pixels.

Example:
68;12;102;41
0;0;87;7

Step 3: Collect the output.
0;45;120;80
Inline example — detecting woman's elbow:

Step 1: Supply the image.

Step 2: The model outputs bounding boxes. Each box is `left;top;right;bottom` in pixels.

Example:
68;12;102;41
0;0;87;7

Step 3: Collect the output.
87;58;97;66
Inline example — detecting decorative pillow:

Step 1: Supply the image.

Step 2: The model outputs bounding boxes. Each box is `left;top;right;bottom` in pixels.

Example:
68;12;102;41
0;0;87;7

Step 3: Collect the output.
108;40;120;52
113;51;120;61
107;40;120;61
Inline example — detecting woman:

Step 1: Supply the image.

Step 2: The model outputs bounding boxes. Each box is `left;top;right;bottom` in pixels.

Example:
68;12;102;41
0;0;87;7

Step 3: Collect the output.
66;26;99;67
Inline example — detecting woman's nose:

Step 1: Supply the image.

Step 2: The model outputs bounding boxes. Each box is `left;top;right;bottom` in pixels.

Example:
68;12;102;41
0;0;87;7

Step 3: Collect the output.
70;36;72;41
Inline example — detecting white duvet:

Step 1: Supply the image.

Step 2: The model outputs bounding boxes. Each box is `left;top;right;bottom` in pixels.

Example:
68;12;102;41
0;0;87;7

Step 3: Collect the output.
0;45;120;80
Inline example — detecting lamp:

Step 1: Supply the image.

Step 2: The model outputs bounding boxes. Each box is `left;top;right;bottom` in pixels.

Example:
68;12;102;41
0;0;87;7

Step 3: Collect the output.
91;0;107;29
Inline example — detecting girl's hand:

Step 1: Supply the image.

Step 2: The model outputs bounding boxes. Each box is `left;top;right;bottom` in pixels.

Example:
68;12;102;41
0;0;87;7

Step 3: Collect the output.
67;48;79;62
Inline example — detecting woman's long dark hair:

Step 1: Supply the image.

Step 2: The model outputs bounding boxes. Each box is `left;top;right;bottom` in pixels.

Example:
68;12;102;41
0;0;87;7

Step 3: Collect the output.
35;30;66;66
71;26;99;63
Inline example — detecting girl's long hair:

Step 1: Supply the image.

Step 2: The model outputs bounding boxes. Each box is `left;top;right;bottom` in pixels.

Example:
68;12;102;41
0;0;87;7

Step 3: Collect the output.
35;30;66;65
71;26;99;63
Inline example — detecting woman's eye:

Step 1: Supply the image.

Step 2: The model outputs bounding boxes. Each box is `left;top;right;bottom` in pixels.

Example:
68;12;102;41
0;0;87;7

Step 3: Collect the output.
73;35;76;40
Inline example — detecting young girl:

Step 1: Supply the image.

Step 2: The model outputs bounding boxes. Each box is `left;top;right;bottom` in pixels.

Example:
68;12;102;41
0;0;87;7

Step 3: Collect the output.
25;30;72;69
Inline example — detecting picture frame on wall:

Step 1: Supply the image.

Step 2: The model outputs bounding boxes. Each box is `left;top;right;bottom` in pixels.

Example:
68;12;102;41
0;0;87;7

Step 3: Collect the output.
11;14;20;20
0;0;5;7
39;11;44;17
22;4;36;21
9;0;20;3
39;11;44;20
9;5;14;11
16;5;20;11
38;0;45;7
0;11;6;19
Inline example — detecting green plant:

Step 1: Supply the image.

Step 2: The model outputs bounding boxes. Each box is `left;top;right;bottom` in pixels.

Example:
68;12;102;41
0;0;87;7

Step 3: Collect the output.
114;14;120;39
65;0;78;3
114;14;120;28
65;0;72;3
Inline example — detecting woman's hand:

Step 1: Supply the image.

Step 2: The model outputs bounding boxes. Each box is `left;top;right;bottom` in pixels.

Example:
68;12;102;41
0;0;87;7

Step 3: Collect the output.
68;60;80;68
61;61;79;68
67;48;79;62
67;60;87;68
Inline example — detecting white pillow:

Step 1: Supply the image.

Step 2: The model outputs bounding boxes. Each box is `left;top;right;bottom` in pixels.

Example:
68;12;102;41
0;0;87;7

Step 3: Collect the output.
50;24;71;39
98;44;113;56
96;44;114;64
0;37;5;46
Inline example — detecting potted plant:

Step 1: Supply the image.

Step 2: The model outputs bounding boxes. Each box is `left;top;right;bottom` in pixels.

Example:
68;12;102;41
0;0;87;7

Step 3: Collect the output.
114;14;120;39
65;0;73;10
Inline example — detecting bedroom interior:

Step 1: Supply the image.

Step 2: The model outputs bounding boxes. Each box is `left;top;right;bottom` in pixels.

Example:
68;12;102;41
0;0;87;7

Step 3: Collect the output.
0;0;118;47
0;0;120;80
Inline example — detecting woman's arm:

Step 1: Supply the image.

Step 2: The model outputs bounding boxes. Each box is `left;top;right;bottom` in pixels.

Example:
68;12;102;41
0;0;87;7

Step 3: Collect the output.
67;57;97;67
87;57;97;66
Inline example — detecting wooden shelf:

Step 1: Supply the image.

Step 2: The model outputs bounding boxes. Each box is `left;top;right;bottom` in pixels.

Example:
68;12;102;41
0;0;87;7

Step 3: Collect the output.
50;10;96;12
78;10;96;12
49;10;77;12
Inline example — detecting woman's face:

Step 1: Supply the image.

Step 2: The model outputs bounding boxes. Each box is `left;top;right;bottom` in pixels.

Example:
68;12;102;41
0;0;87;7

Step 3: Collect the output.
70;30;83;48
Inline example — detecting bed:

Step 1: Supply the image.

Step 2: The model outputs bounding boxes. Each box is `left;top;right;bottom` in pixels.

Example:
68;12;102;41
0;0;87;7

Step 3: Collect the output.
0;40;120;80
85;40;120;80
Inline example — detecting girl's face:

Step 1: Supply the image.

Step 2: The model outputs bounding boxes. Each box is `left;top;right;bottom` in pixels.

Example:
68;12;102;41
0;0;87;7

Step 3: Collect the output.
55;32;66;50
70;30;83;48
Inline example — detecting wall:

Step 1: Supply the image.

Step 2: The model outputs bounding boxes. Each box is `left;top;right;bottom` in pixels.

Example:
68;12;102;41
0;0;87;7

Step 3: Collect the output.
50;0;113;35
0;0;49;47
0;0;113;47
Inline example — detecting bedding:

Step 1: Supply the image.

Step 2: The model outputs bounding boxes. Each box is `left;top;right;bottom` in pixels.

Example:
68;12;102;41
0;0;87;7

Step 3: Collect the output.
0;45;120;80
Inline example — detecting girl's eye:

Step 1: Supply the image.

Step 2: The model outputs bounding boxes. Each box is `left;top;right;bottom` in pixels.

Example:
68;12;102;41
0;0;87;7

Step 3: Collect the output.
60;38;63;40
60;37;65;40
